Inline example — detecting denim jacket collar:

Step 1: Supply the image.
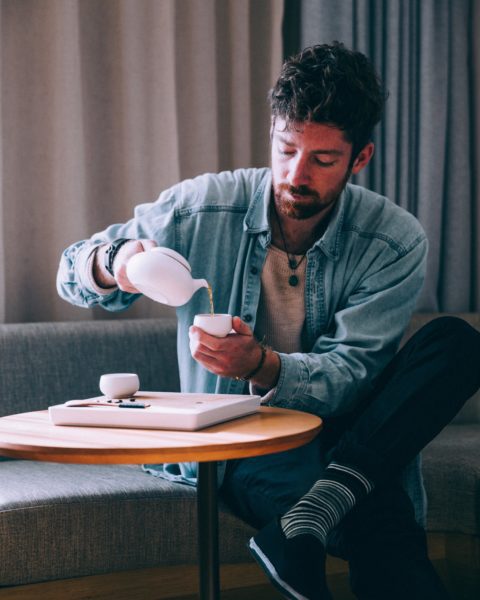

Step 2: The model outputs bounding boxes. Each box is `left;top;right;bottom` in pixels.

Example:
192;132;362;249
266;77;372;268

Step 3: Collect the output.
243;171;271;248
244;168;346;260
316;187;347;262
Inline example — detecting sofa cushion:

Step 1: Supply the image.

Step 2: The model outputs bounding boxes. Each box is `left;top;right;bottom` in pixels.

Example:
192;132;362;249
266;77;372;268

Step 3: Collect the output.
0;460;254;586
0;314;478;587
422;424;480;536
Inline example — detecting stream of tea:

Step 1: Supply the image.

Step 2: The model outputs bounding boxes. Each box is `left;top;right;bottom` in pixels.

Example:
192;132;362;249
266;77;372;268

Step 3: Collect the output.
207;283;214;315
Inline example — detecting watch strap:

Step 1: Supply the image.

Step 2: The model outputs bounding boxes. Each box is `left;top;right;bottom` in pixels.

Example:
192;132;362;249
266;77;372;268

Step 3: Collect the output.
104;238;130;277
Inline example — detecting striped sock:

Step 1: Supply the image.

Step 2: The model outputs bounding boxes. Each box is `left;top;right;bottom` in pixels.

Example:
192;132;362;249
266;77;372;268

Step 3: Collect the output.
280;462;374;545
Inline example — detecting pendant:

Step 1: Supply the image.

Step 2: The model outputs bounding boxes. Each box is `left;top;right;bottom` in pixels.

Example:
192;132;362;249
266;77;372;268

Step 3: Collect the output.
289;274;299;287
289;258;297;269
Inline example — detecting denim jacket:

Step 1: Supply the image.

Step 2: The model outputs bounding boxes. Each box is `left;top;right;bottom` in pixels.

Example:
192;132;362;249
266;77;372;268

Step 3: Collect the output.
57;168;428;518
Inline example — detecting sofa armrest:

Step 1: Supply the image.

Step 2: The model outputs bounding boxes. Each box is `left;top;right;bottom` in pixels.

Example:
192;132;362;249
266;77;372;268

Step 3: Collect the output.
402;313;480;424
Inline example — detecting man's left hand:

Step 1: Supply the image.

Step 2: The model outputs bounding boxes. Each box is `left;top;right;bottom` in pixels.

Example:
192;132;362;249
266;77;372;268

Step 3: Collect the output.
189;316;264;380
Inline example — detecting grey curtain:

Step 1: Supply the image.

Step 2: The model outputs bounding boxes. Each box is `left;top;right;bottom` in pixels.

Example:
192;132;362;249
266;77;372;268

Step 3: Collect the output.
292;0;478;312
0;0;283;323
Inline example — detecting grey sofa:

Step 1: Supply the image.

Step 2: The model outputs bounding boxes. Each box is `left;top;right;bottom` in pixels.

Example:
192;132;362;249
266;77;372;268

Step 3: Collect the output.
0;314;478;599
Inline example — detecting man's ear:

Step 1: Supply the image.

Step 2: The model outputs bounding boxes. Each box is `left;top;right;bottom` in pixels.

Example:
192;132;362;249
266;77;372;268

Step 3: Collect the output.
351;142;375;175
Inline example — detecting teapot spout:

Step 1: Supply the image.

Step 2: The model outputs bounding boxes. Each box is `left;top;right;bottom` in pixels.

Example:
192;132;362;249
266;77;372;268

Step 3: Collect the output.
193;278;209;293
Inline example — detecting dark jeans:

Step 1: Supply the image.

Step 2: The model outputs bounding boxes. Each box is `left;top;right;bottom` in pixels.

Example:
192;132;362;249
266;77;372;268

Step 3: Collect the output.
221;317;480;599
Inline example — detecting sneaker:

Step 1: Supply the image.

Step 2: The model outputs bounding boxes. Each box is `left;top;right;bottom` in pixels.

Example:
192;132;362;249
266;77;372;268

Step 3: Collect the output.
248;519;330;600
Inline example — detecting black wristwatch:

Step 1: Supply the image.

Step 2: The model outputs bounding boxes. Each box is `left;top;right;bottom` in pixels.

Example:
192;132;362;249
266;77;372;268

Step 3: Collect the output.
104;238;130;277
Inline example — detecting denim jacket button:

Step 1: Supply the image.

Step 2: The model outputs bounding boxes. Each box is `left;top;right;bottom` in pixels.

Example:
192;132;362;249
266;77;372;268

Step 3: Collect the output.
244;314;252;322
250;267;258;275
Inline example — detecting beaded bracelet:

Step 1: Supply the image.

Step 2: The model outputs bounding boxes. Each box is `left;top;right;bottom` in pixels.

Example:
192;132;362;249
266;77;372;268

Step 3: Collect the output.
237;338;268;381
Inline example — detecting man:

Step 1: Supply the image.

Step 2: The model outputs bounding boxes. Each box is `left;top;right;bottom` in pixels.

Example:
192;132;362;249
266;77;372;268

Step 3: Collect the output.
58;43;480;599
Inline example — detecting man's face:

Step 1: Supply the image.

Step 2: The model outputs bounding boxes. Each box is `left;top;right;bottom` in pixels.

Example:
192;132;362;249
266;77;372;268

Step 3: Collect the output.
271;118;372;220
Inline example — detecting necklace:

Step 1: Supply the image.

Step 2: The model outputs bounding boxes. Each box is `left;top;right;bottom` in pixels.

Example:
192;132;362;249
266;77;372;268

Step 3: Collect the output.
272;205;307;287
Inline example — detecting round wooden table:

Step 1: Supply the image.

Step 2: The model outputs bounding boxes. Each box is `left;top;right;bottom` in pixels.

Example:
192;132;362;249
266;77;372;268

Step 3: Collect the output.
0;406;322;600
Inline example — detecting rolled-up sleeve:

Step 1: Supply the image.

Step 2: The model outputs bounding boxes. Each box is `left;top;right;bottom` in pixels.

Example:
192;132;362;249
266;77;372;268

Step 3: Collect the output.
56;187;179;311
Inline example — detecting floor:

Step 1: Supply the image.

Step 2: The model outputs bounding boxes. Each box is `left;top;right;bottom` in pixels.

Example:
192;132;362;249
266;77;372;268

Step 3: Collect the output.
176;558;460;600
177;573;356;600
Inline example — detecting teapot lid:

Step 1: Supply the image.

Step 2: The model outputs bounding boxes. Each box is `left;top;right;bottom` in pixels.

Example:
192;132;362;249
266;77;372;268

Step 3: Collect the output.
151;247;191;272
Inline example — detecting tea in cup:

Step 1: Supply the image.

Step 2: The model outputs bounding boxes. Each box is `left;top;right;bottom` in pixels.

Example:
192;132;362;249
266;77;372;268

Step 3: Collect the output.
99;373;140;399
193;314;233;338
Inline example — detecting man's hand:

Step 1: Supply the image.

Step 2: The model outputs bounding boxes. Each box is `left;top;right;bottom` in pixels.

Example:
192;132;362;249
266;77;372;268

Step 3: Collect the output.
93;239;157;291
189;316;281;388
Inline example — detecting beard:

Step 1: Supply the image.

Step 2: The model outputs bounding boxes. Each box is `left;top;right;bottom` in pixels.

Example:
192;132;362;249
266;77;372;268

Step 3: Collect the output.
273;172;350;220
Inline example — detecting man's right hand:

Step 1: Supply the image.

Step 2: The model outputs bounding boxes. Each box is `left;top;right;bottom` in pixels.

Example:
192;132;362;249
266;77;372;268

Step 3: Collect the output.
93;239;157;292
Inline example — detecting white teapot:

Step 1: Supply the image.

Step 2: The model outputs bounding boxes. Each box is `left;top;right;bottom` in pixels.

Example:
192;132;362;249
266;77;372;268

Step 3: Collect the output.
126;247;208;306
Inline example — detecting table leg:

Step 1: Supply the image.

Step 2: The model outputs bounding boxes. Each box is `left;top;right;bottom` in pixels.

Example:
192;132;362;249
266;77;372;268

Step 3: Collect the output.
197;461;220;600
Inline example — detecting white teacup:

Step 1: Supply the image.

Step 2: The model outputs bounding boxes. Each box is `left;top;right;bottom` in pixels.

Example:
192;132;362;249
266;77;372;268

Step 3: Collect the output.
99;373;140;399
193;314;233;338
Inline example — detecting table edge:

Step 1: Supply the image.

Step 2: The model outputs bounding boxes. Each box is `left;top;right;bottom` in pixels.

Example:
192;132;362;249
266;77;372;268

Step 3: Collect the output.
0;407;322;464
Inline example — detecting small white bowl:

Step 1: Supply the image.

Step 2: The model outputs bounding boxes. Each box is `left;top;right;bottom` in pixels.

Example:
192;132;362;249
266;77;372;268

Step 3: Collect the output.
99;373;140;399
193;314;233;338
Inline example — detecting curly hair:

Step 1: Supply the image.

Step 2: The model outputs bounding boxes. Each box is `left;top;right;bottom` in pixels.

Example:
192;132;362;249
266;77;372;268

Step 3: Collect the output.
269;42;387;158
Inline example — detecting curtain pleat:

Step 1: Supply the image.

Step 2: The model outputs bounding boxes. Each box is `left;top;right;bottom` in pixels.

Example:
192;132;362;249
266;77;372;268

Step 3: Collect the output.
298;0;478;312
0;0;283;323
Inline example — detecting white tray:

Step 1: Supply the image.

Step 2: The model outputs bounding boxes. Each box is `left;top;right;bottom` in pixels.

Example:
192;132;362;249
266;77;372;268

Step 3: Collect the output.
49;391;261;431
